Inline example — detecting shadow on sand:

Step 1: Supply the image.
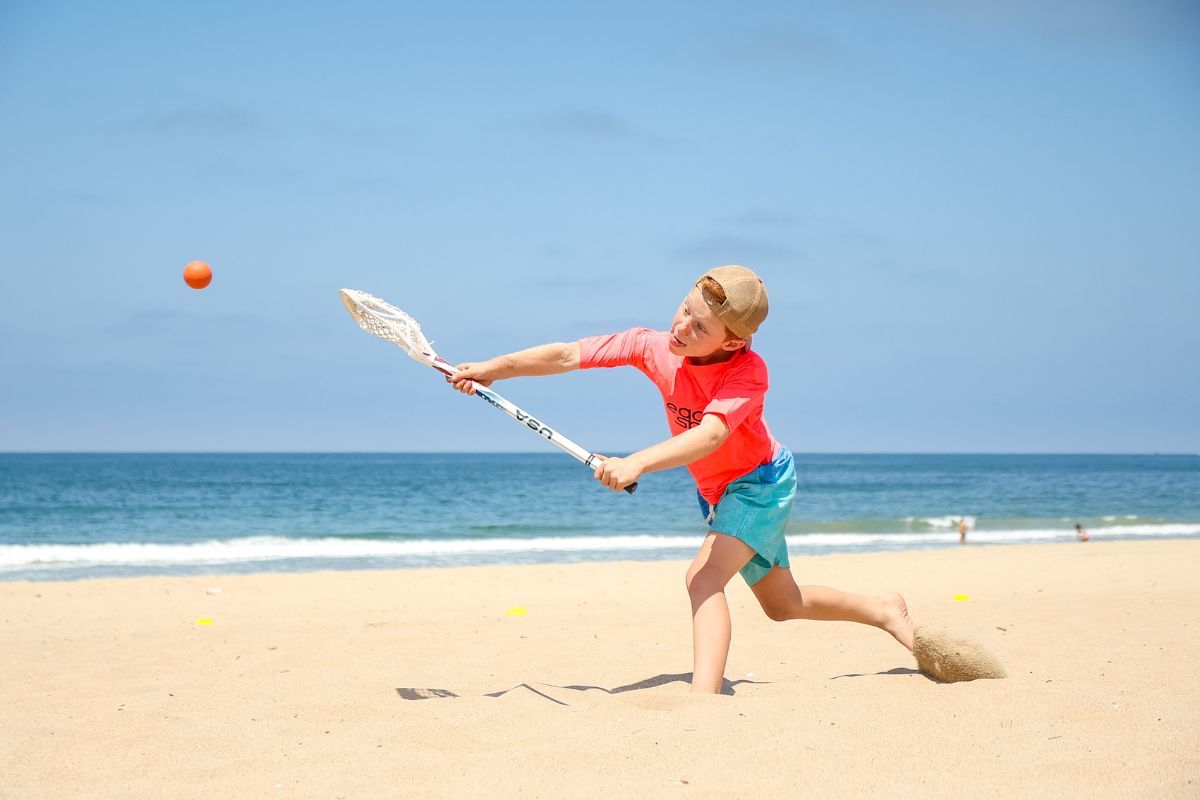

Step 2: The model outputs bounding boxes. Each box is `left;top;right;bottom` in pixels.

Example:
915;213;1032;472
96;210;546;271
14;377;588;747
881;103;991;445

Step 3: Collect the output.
828;666;921;680
395;673;769;703
548;672;767;697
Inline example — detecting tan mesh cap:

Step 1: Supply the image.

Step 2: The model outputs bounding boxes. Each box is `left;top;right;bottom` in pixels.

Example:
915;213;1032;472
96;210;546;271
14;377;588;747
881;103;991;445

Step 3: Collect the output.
696;265;769;338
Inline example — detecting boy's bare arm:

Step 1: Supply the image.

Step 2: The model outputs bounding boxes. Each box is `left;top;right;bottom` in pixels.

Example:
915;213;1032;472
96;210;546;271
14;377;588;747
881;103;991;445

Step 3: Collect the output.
595;414;730;491
450;342;580;394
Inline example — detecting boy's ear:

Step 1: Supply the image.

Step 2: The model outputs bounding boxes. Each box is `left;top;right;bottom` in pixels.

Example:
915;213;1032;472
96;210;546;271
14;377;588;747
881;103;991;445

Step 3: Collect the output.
722;338;747;351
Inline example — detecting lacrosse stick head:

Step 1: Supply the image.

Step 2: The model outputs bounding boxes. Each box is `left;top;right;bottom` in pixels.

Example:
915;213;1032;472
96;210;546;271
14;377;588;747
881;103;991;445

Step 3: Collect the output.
339;288;439;367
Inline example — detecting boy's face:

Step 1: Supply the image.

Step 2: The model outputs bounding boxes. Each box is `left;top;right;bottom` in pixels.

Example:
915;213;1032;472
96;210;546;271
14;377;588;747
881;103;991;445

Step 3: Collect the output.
668;287;745;358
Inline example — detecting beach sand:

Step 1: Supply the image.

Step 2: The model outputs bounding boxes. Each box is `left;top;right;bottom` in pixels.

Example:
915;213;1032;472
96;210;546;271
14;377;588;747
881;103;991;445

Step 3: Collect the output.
2;540;1198;798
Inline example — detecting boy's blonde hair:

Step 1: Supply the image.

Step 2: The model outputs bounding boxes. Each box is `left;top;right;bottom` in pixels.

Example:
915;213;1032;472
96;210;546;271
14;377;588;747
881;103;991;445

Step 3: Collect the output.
697;276;734;340
698;275;727;305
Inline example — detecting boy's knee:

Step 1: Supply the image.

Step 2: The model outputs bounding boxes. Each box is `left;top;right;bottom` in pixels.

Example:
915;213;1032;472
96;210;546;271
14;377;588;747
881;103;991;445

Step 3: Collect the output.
760;602;790;622
686;569;725;601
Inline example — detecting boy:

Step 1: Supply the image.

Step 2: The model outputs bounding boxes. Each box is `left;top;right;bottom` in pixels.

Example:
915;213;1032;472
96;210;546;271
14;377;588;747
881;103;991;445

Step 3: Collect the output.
451;266;914;693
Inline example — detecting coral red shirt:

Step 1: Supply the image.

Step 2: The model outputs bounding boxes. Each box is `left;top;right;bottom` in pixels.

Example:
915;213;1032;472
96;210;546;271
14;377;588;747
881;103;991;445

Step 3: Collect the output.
578;328;780;503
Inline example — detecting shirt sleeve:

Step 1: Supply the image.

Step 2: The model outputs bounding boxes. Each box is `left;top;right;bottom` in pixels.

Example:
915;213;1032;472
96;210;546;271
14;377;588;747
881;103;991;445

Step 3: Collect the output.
578;328;653;371
702;357;769;432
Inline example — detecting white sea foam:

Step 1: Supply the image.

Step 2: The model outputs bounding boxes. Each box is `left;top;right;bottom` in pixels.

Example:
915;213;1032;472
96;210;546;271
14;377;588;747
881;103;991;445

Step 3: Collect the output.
1096;523;1196;535
921;516;975;529
2;523;1198;572
0;535;702;570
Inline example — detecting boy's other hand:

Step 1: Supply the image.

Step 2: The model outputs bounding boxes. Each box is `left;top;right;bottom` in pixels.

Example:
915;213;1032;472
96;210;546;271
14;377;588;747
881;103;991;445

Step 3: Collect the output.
593;455;644;492
448;361;495;395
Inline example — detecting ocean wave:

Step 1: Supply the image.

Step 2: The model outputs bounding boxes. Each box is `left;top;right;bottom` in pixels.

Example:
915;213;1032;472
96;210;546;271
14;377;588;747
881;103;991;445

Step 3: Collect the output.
917;515;976;529
2;523;1199;571
0;534;702;569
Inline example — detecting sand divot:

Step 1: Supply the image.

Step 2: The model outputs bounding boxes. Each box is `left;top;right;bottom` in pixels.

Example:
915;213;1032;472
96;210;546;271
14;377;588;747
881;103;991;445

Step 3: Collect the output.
913;626;1007;682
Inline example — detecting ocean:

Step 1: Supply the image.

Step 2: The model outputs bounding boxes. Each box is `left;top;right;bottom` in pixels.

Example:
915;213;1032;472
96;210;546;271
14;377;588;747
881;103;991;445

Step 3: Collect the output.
1;453;1197;581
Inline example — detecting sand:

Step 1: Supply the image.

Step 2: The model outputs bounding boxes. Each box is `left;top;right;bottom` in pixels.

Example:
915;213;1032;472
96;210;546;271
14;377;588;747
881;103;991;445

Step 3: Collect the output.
913;627;1007;682
2;540;1198;799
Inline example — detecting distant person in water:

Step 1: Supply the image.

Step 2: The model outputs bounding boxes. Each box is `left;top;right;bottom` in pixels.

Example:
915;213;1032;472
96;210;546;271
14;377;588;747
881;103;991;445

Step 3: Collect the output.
1075;523;1090;543
958;518;969;545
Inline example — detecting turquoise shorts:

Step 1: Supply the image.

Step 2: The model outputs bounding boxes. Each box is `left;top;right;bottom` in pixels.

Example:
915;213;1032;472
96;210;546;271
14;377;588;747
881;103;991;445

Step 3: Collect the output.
697;447;797;586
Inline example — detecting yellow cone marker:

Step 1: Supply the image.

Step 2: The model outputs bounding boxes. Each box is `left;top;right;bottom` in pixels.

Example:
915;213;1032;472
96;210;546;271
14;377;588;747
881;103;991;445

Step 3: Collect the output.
195;617;214;625
952;595;970;601
505;606;527;616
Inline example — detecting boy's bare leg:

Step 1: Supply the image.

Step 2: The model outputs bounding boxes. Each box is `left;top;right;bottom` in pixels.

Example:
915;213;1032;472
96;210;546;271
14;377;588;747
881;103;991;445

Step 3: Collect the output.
685;533;755;694
750;566;915;651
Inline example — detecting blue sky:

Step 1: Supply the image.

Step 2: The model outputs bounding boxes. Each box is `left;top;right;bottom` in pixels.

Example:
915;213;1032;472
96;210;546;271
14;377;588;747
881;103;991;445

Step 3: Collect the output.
1;1;1197;453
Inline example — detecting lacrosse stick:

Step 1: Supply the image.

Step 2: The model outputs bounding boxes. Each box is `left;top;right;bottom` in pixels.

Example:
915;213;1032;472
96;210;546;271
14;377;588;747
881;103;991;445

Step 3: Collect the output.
339;288;637;494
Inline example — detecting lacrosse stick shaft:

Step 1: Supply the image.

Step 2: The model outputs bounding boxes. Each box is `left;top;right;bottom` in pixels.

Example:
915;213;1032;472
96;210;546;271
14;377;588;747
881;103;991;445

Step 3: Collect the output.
338;288;635;495
430;357;637;494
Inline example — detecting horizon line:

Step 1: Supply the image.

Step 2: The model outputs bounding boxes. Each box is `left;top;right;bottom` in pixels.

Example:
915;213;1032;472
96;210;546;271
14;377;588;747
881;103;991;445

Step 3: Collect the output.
2;450;1197;457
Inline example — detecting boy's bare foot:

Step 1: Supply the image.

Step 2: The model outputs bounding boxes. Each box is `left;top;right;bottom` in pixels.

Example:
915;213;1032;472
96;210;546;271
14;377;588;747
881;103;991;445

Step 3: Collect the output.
880;592;915;651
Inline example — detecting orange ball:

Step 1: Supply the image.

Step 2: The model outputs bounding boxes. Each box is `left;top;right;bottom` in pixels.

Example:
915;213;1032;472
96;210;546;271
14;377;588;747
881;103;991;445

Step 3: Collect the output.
183;260;212;290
